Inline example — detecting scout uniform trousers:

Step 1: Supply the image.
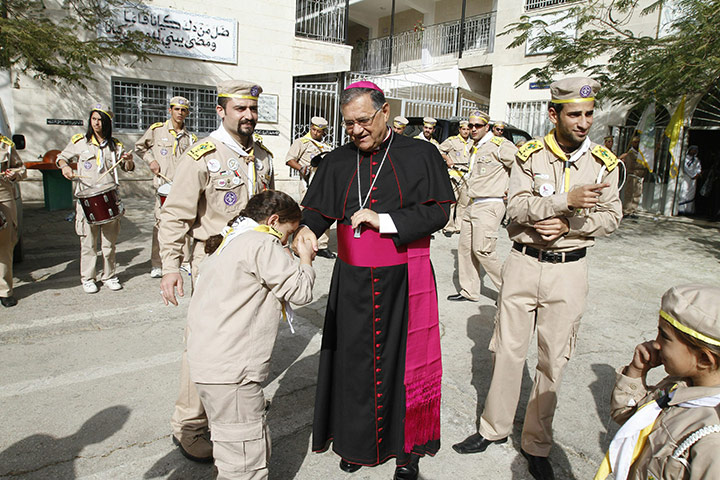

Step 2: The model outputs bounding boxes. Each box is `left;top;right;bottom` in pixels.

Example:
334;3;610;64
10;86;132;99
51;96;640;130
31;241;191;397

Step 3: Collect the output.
171;240;210;438
622;175;643;215
76;202;120;282
151;196;191;269
195;382;270;480
457;200;505;299
444;173;471;233
479;248;587;456
0;201;17;296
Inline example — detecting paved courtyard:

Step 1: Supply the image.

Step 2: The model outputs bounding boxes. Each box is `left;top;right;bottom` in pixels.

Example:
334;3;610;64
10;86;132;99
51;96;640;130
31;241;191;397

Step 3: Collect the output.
1;199;718;479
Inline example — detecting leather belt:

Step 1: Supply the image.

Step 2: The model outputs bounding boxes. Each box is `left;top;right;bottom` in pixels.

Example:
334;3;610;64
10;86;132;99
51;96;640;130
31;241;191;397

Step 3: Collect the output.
513;242;586;264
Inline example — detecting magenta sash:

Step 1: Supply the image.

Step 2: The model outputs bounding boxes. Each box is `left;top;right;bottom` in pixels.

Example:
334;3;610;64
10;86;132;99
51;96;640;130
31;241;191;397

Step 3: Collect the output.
337;224;442;452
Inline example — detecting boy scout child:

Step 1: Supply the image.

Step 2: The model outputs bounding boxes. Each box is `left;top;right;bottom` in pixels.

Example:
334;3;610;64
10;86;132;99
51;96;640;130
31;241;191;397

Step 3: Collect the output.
597;284;720;480
453;77;622;480
159;80;274;462
135;96;197;278
0;134;26;307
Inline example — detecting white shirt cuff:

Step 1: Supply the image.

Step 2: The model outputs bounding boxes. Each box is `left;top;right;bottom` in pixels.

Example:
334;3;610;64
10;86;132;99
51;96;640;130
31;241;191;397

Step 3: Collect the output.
378;213;398;234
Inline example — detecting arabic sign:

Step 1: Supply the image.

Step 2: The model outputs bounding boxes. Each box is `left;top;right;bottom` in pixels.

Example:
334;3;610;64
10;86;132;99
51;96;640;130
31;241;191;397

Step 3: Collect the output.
258;94;278;124
47;119;84;126
100;4;238;64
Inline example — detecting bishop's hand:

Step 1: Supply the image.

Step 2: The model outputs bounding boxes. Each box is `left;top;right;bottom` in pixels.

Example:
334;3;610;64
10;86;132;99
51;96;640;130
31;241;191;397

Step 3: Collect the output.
351;208;380;230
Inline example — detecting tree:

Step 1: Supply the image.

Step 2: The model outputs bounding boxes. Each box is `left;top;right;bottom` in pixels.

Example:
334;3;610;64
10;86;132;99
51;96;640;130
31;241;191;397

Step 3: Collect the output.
0;0;155;88
501;0;720;106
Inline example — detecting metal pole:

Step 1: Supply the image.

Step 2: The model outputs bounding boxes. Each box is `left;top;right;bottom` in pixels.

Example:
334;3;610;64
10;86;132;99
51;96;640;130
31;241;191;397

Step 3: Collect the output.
389;0;396;72
344;0;350;43
458;0;467;59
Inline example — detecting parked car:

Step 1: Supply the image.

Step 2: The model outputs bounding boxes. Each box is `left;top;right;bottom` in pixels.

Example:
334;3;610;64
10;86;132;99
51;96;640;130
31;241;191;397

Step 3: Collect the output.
0;99;26;263
400;116;531;145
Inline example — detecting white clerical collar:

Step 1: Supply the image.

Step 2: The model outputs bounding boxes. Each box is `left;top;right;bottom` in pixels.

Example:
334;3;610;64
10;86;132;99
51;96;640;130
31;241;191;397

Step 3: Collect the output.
209;125;252;156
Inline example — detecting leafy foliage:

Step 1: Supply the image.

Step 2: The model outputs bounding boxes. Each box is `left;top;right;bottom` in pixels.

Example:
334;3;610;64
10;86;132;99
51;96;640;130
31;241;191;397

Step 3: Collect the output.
0;0;155;88
501;0;720;106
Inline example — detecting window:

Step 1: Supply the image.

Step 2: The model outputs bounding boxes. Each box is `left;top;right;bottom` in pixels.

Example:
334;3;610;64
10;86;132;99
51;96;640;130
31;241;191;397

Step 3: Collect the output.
525;0;569;10
507;101;551;138
112;79;219;134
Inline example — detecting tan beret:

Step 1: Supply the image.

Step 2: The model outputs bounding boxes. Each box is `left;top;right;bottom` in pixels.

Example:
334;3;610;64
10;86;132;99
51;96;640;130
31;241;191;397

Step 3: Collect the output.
311;116;328;129
493;122;506;129
468;111;490;123
423;117;437;127
458;120;469;127
90;102;113;119
550;77;600;104
660;284;720;347
604;135;614;141
218;80;263;100
170;96;191;109
393;116;409;128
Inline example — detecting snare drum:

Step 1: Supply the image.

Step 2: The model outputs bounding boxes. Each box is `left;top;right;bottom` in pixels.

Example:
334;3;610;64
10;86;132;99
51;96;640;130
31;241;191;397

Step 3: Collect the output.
157;183;172;206
75;183;124;225
0;209;6;231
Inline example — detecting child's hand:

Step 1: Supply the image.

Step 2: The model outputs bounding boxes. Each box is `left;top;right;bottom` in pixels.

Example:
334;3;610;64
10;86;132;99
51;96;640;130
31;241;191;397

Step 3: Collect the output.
625;340;661;378
296;237;316;264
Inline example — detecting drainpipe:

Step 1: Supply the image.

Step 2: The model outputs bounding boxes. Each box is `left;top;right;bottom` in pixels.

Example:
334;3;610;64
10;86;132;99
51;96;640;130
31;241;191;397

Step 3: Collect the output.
344;0;350;43
458;0;467;59
389;0;396;72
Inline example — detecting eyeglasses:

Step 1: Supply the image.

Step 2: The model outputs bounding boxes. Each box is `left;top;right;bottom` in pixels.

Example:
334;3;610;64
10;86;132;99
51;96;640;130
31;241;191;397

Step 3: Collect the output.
493;127;504;132
343;108;382;129
469;123;487;129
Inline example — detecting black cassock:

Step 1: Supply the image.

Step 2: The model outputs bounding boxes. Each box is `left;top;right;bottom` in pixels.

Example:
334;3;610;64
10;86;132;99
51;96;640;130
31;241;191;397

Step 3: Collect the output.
302;131;454;466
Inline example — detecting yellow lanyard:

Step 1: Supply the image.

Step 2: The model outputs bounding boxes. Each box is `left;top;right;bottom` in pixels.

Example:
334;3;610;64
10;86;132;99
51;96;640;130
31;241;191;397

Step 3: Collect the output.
544;131;571;193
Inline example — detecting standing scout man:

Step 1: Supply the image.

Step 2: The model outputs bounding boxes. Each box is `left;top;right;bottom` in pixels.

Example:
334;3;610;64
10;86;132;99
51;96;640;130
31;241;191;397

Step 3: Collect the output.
620;136;648;218
453;77;622;480
0;134;26;307
440;120;472;235
135;96;197;278
447;111;517;301
392;115;409;135
285;116;335;258
414;117;441;151
159;80;274;463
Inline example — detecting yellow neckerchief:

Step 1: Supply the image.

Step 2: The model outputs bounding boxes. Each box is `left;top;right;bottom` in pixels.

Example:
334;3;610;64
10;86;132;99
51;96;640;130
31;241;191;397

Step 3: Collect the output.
302;132;328;152
544;130;575;193
247;146;256;194
167;121;187;155
90;135;109;167
457;134;471;157
594;384;679;480
215;220;283;255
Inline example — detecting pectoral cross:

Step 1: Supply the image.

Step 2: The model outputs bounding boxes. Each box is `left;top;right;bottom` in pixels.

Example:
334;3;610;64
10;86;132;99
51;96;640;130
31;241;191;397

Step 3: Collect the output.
354;225;361;238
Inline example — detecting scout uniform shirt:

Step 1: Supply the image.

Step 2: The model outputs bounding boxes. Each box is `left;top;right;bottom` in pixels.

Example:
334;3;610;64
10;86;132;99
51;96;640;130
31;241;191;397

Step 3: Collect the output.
135;120;197;186
158;130;274;274
285;132;330;170
57;133;126;194
414;133;441;151
466;135;517;199
624;148;648;178
610;373;720;479
507;131;622;252
439;134;473;165
0;135;26;217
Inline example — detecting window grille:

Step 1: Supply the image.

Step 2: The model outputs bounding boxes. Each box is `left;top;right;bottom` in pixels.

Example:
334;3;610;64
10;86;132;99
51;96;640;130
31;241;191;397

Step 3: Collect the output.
506;101;550;138
525;0;568;10
296;0;347;44
112;79;219;134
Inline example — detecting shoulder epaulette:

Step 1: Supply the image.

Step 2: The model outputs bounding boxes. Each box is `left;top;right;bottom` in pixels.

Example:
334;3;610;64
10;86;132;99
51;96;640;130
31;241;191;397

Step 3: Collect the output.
256;141;273;158
253;133;264;143
112;137;123;149
191;133;198;142
71;133;84;144
591;145;618;171
517;140;543;162
150;122;164;130
490;136;505;146
187;141;216;160
0;134;14;148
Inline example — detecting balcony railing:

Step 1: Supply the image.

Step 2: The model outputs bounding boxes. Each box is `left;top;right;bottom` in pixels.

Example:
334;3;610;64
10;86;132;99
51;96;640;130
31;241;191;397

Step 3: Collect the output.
351;12;496;74
296;0;348;44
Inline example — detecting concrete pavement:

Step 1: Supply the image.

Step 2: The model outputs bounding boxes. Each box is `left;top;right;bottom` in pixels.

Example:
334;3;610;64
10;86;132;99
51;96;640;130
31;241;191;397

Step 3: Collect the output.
1;199;718;479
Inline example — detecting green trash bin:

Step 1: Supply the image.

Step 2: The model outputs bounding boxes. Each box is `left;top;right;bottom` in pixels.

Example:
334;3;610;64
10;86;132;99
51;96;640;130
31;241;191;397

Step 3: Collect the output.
41;169;74;211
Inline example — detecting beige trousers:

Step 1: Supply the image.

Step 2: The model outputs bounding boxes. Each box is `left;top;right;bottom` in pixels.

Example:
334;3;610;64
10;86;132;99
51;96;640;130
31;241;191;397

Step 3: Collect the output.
171;240;209;437
76;201;121;283
0;201;17;296
151;198;191;268
457;201;505;299
195;382;270;480
478;248;588;456
622;175;644;215
443;175;470;233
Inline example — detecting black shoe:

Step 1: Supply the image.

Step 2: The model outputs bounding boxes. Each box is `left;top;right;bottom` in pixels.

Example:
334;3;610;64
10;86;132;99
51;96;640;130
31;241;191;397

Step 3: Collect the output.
317;248;336;259
339;459;362;473
394;454;420;480
447;293;473;302
0;296;17;307
521;449;555;480
172;435;213;463
452;433;507;454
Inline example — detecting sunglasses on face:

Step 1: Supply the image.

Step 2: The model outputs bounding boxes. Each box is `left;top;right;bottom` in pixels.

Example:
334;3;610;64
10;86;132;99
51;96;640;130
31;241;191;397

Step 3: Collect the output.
493;127;504;132
469;123;487;129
